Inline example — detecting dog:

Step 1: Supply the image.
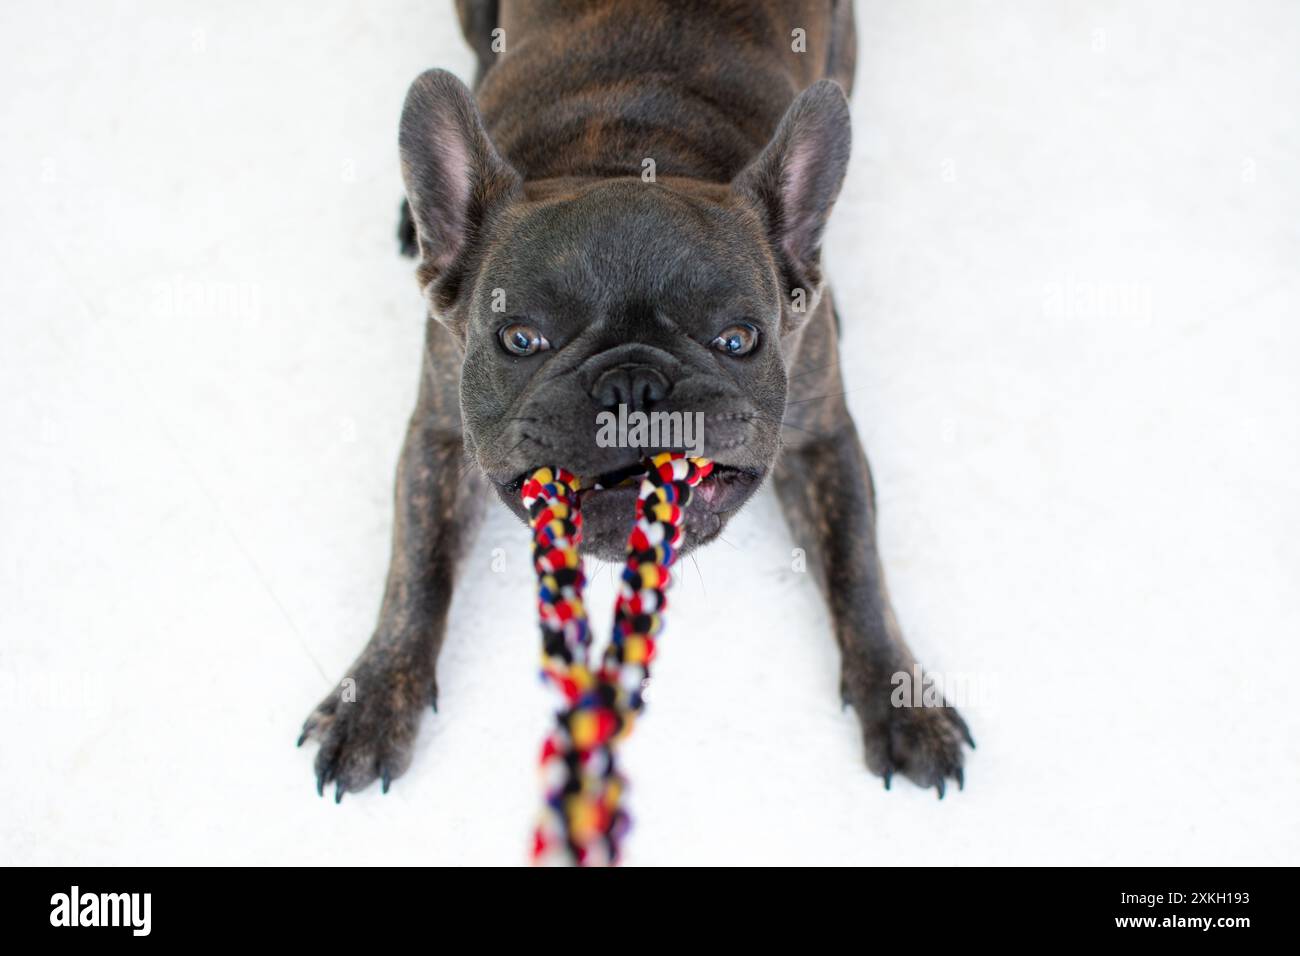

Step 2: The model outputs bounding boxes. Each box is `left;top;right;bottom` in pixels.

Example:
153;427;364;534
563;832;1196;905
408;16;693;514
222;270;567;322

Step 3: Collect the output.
300;0;972;804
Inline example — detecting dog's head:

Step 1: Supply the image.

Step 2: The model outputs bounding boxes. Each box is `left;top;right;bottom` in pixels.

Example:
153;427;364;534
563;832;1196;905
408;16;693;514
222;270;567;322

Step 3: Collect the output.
399;70;850;558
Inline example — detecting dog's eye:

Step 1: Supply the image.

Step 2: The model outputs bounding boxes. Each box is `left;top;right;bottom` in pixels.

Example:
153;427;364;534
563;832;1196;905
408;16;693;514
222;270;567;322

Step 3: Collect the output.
710;323;760;357
498;323;550;356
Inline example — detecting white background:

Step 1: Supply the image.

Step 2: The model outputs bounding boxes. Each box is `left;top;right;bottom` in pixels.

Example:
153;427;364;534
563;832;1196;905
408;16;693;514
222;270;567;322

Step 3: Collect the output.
2;1;1297;865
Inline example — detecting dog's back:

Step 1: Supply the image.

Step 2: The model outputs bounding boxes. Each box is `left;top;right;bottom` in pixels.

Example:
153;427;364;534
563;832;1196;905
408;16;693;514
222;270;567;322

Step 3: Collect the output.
463;0;856;181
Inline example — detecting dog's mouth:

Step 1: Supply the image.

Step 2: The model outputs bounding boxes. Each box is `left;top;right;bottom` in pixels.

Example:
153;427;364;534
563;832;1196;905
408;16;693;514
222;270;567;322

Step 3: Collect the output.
500;461;759;509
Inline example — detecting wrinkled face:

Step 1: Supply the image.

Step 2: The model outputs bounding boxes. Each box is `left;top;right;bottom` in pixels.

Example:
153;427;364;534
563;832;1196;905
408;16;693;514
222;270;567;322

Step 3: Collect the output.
398;70;850;558
463;180;784;556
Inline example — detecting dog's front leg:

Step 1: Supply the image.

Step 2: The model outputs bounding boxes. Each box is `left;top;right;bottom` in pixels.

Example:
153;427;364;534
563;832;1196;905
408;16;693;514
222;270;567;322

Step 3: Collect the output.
774;409;973;796
300;370;485;801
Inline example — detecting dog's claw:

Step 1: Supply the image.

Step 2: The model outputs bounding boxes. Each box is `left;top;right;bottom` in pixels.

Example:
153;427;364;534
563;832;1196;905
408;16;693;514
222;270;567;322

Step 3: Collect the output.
956;767;965;791
381;769;392;794
883;769;892;791
334;782;345;804
296;730;307;748
958;721;976;750
397;199;418;258
936;778;946;800
949;709;976;749
316;773;325;798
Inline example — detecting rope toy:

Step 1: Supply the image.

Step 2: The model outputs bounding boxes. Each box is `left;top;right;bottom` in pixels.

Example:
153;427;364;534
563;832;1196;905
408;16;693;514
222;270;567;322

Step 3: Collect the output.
522;451;713;866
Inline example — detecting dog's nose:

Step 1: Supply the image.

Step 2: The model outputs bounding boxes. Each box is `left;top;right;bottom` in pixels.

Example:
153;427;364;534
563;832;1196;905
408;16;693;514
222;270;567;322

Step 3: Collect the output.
590;365;671;412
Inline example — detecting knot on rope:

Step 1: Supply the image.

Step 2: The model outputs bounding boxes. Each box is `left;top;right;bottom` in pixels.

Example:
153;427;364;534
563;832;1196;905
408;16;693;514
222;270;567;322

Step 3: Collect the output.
525;453;712;866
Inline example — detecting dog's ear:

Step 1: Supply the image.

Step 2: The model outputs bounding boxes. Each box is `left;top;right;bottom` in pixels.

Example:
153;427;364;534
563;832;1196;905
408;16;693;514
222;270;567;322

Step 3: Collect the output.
733;80;851;322
399;69;521;314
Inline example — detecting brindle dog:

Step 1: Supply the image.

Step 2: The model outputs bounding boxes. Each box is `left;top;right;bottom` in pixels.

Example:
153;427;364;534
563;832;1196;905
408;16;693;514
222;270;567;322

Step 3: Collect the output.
300;0;973;803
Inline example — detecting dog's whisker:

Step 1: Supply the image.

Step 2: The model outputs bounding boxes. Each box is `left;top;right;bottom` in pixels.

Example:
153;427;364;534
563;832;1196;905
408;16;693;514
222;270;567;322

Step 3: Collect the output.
688;553;706;595
786;360;841;382
784;386;865;407
740;411;835;442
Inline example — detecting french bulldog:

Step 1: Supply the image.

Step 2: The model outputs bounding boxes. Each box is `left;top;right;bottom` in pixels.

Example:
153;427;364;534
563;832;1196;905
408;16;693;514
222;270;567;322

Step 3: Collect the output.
300;0;972;804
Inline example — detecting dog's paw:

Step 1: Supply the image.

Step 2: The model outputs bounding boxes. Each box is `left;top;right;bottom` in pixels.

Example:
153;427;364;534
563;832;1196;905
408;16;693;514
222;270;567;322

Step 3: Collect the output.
846;674;974;798
297;661;435;802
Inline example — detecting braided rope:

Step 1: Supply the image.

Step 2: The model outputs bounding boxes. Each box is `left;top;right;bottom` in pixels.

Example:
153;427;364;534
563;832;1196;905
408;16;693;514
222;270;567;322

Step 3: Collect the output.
523;452;713;866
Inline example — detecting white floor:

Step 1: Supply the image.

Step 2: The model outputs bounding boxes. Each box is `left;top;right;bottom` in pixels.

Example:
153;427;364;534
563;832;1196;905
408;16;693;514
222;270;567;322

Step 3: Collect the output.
2;0;1297;866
